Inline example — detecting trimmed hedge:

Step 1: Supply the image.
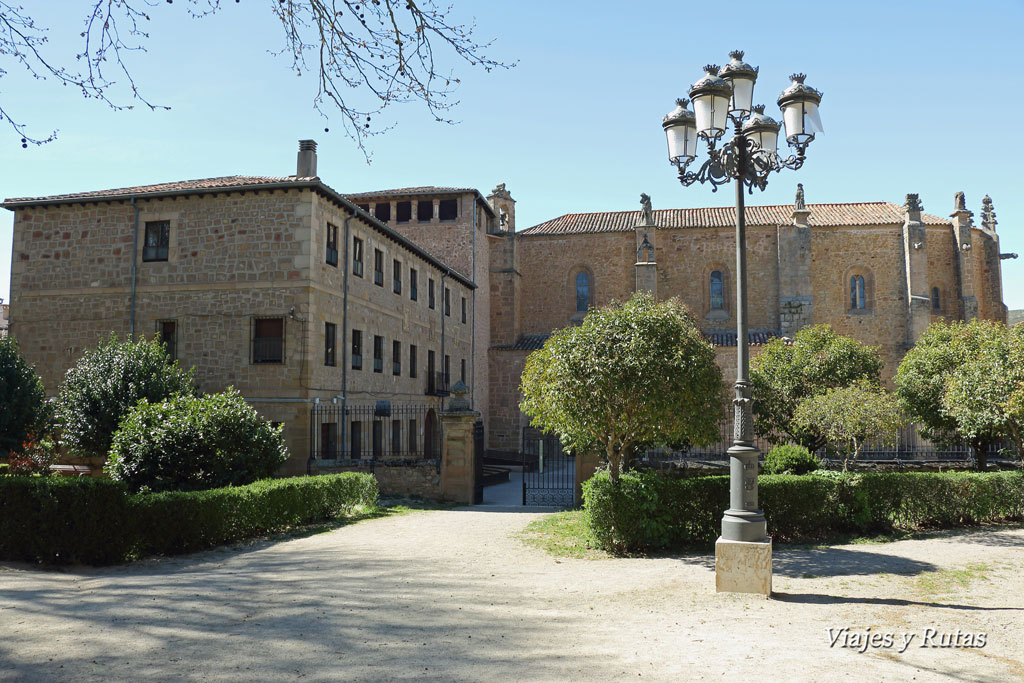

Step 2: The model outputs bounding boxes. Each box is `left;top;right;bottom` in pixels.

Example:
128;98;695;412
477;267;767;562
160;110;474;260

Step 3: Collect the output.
583;469;1024;553
0;473;378;565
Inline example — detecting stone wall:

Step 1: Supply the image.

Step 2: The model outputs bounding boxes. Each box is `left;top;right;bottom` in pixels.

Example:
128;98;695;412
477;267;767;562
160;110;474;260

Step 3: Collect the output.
313;459;442;500
487;348;531;451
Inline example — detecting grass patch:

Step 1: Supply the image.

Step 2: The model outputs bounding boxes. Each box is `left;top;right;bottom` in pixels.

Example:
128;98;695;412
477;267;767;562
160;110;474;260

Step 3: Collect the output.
915;563;992;597
518;510;611;559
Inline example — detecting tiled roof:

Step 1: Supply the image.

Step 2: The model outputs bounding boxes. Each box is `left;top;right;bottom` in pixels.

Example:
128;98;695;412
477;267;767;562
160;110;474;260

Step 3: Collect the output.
346;186;479;198
521;203;950;235
493;330;783;351
704;331;784;347
3;175;312;205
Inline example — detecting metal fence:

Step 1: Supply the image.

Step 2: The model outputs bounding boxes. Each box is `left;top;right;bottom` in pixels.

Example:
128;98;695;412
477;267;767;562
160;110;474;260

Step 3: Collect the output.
638;420;1018;466
310;401;440;462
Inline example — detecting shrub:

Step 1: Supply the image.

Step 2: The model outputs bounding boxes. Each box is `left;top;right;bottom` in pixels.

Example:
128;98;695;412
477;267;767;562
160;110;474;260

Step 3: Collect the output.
762;445;820;475
7;432;60;476
0;473;378;565
0;336;49;457
106;389;289;492
583;469;1024;554
0;476;131;564
56;334;196;459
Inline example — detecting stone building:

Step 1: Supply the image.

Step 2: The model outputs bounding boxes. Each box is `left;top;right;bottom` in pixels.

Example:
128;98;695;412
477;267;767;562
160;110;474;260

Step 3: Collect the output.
3;142;475;476
0;300;8;338
486;188;1009;452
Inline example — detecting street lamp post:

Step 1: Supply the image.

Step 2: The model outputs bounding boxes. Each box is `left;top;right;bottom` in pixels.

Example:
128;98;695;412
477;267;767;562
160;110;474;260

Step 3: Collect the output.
662;51;822;593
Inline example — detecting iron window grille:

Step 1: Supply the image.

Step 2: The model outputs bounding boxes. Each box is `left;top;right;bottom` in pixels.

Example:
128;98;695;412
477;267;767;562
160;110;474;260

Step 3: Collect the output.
351;329;363;370
374;249;384;286
352;237;364;277
252;317;285;364
326;223;339;267
324;322;336;366
143;220;170;262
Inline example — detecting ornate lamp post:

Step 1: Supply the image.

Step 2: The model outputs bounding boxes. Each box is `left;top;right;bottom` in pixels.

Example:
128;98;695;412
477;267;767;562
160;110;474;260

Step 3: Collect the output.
662;51;823;593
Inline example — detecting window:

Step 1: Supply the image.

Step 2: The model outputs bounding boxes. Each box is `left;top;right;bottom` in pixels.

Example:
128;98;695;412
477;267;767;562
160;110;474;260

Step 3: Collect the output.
350;421;362;459
396;201;412;223
372;421;383;458
408;419;417;454
460;358;466;384
326;223;338;267
932;286;941;311
575;271;590;313
393;340;401;375
356;203;370;213
324;322;336;367
373;335;383;373
417;200;433;222
461;296;467;324
444;287;451;316
143;220;170;262
157;320;177;361
439;198;458;221
850;275;866;310
428;349;436;379
410;268;418;301
374;249;384;286
252;317;284;364
710;270;724;311
352;237;364;277
320;423;337;459
393;259;402;294
409;344;417;378
351;330;363;370
444;354;451;384
429;278;436;309
392;419;401;455
374;202;391;223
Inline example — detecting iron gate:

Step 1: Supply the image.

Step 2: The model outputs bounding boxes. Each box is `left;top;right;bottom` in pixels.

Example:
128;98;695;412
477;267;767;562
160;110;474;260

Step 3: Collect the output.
521;429;574;507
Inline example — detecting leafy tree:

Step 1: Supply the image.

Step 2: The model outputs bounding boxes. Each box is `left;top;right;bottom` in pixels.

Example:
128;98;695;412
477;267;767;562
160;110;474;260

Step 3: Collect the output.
751;325;883;451
106;388;289;492
1;1;512;157
940;321;1024;465
793;381;904;471
56;334;196;459
520;292;725;484
0;336;49;456
895;319;1006;469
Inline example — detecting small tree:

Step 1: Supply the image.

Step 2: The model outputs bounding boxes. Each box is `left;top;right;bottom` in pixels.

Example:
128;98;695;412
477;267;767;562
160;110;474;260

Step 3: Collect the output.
56;334;196;459
941;322;1024;465
106;389;289;492
0;336;49;457
793;381;904;471
751;325;883;451
895;320;1004;469
520;293;725;484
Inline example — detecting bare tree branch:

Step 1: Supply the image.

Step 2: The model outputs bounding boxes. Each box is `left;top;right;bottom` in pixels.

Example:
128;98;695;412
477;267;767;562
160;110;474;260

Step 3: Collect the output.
0;0;513;159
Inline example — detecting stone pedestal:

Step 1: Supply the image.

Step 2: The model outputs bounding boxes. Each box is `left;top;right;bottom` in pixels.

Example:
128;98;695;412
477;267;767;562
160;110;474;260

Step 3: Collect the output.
715;536;772;596
440;408;479;505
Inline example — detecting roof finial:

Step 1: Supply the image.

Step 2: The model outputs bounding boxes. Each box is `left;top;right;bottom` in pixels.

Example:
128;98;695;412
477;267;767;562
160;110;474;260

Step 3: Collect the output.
795;183;805;211
904;193;923;213
981;195;997;231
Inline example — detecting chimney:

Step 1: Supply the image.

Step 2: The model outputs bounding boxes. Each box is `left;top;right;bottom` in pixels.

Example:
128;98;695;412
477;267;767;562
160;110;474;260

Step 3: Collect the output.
297;139;318;178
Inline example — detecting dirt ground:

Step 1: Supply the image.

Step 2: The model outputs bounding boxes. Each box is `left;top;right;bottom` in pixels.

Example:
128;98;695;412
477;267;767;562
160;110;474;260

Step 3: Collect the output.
1;509;1022;682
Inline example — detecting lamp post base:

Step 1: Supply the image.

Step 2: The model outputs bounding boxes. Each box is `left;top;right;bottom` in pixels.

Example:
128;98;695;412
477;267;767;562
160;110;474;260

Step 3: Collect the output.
715;536;772;596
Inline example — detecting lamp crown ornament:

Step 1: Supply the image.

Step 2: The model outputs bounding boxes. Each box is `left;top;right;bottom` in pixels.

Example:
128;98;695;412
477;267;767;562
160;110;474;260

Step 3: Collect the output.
751;104;765;114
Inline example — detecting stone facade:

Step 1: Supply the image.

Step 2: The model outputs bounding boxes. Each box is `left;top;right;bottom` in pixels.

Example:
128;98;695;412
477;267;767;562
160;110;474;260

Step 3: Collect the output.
4;149;475;477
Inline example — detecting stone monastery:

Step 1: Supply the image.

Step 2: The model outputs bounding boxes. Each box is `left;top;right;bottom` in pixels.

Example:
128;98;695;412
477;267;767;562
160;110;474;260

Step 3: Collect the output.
4;141;1009;475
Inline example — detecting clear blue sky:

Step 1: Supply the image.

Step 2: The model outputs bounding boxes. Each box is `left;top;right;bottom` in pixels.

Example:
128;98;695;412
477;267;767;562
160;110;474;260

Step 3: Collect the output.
2;0;1022;309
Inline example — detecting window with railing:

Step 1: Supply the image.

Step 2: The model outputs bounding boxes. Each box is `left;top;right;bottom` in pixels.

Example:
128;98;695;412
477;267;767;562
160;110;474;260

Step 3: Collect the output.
352;237;364;277
352;329;362;370
374;249;384;286
252;317;284;364
393;259;402;294
324;322;336;366
410;268;418;301
444;287;451;316
392;340;401;376
428;279;436;309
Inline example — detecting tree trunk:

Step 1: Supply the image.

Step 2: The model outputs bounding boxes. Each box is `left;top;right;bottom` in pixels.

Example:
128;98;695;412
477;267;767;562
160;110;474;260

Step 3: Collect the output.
972;438;988;471
606;440;620;485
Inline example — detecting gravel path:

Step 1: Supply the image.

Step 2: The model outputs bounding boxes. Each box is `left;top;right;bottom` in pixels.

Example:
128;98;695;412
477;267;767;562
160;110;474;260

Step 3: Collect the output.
1;509;1022;682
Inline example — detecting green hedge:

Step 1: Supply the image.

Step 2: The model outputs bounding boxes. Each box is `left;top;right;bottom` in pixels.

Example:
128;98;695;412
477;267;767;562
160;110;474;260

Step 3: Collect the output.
583;469;1024;553
0;473;378;565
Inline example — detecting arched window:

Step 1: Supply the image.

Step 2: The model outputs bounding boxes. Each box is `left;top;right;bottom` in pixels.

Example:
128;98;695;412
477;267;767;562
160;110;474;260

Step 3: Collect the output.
931;286;941;311
710;270;724;311
850;275;866;310
575;271;590;313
